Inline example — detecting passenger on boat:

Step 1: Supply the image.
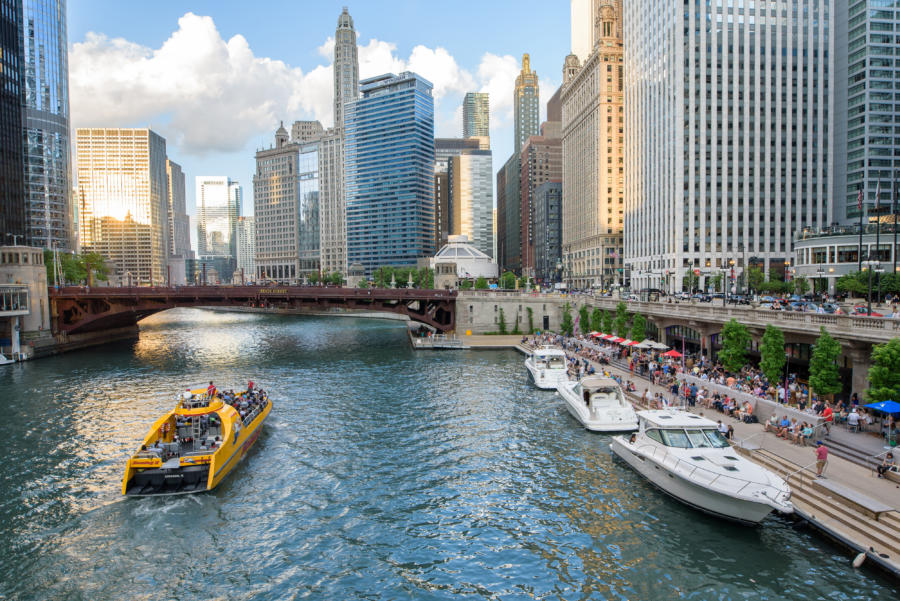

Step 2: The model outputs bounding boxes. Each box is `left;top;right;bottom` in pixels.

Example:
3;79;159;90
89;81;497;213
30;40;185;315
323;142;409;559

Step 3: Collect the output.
207;381;217;397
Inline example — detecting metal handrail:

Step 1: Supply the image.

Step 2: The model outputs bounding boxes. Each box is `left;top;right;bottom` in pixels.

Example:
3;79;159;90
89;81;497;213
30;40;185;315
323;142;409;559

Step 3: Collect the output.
738;432;767;450
784;460;821;489
866;449;896;476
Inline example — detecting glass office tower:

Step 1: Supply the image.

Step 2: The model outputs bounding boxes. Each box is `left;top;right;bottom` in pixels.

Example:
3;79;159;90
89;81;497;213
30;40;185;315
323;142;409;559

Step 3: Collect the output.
0;0;25;242
344;72;435;275
21;0;72;250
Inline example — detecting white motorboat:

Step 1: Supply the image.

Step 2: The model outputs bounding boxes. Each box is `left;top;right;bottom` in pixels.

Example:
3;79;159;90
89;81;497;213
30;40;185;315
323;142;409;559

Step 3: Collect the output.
558;376;638;431
610;410;793;525
524;346;569;390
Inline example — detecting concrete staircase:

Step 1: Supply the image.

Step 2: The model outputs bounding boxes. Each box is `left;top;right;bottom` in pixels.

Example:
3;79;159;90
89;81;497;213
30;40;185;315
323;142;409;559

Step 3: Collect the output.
736;446;900;565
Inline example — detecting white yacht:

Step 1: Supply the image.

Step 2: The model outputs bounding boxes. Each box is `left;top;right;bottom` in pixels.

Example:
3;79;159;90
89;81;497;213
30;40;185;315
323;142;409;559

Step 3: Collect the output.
610;410;793;524
524;346;569;390
557;376;638;431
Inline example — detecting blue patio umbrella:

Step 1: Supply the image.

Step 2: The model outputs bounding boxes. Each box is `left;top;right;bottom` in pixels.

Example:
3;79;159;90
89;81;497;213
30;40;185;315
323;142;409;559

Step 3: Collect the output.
864;400;900;415
864;400;900;446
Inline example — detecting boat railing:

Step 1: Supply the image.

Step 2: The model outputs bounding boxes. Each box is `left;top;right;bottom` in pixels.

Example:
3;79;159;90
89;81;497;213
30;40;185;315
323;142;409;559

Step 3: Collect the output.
737;432;768;451
635;442;785;498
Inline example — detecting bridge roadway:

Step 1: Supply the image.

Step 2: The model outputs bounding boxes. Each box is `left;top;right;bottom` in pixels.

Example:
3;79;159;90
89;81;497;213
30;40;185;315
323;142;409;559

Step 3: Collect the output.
585;297;900;346
49;285;457;335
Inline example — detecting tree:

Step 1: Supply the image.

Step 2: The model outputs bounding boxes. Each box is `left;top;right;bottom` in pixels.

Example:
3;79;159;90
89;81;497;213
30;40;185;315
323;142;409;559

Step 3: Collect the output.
518;276;532;290
682;271;699;293
718;319;750;372
630;314;647;341
601;310;613;334
527;307;535;334
512;313;522;335
613;301;629;338
459;280;473;290
329;272;344;286
498;307;508;334
45;250;109;285
836;272;867;297
357;279;369;288
794;276;810;296
474;276;488;290
866;338;900;403
308;272;320;285
758;325;786;386
809;327;843;400
372;266;393;288
747;266;765;294
499;271;517;289
579;305;591;334
710;272;723;293
560;302;574;336
590;307;602;333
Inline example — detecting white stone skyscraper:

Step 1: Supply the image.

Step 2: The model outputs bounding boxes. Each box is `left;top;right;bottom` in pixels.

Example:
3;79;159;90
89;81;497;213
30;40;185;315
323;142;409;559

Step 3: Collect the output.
319;6;359;274
624;0;833;294
333;7;359;131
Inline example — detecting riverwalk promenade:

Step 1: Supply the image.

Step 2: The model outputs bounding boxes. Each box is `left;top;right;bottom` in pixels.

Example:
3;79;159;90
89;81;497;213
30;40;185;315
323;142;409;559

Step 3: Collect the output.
477;335;900;577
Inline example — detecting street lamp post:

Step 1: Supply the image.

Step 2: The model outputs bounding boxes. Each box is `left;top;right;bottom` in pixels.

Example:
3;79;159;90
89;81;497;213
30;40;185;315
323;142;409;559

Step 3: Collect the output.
863;258;880;316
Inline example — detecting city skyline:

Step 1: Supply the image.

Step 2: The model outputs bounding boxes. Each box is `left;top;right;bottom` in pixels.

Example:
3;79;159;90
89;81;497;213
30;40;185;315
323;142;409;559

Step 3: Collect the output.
67;1;567;216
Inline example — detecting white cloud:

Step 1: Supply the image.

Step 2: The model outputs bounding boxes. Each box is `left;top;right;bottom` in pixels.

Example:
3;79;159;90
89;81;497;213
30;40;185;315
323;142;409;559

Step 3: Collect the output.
70;12;527;157
476;53;521;127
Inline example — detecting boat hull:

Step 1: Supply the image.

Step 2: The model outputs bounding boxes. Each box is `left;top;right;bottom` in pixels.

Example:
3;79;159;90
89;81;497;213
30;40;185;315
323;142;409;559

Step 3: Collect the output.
609;437;774;525
524;359;568;390
124;400;272;497
559;385;638;432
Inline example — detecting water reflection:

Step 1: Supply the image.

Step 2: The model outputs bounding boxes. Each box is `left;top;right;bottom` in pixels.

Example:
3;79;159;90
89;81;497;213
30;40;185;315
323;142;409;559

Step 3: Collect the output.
0;311;896;600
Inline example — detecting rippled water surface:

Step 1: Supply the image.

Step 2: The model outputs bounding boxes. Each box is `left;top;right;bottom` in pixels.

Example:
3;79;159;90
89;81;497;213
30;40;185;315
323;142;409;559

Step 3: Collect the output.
0;309;896;600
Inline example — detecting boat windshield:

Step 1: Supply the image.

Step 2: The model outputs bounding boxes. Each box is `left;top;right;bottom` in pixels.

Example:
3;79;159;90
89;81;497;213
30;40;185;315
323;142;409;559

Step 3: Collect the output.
589;388;620;406
547;357;565;369
648;428;730;449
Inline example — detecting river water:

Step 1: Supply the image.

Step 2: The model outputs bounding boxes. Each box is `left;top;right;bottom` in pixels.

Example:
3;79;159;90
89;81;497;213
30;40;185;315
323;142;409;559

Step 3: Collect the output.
0;309;895;600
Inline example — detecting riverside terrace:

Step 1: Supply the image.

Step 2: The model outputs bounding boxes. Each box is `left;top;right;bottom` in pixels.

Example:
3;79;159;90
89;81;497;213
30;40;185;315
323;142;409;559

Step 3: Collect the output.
455;291;900;395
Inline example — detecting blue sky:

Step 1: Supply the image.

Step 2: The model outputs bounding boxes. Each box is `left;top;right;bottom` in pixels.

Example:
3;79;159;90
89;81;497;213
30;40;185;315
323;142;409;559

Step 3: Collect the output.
68;1;570;215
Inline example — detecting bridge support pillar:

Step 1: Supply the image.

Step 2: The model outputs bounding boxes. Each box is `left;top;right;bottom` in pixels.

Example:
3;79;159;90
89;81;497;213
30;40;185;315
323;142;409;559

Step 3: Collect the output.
844;343;873;399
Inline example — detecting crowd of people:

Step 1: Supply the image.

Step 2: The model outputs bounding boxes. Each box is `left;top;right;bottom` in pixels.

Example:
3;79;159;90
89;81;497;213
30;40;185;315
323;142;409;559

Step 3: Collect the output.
525;329;900;447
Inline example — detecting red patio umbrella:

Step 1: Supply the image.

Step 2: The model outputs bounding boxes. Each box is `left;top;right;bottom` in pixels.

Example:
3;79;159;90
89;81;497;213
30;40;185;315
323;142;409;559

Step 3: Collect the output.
612;337;625;343
626;340;639;346
601;334;615;340
662;349;682;358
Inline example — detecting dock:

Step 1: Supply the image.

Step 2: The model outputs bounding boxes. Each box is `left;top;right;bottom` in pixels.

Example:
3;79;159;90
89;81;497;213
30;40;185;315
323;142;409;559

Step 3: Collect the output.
511;338;900;579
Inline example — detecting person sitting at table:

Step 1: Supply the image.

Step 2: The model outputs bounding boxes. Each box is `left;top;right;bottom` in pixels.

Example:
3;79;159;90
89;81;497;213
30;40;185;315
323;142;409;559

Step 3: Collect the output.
764;414;779;433
776;416;792;439
847;409;860;430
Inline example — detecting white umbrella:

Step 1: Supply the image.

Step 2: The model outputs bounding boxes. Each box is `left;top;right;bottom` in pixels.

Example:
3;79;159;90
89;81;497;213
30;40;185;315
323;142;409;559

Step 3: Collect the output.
635;339;655;349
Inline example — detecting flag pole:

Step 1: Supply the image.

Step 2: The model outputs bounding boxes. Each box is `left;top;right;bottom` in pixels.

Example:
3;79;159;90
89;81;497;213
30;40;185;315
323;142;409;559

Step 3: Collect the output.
857;188;864;273
876;182;882;303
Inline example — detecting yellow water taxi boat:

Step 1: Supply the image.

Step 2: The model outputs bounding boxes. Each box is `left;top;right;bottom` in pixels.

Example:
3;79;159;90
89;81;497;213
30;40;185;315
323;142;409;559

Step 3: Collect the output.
122;385;272;496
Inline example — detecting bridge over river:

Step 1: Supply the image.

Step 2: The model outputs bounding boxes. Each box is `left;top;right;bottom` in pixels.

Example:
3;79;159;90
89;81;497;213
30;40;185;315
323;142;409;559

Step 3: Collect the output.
49;285;457;337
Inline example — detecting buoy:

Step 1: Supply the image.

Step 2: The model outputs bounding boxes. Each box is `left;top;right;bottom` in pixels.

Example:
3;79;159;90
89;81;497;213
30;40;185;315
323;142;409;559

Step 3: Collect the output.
852;552;866;568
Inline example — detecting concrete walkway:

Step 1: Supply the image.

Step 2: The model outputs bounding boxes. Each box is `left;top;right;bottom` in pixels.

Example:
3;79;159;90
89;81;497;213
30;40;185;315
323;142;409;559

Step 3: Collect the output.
580;350;900;511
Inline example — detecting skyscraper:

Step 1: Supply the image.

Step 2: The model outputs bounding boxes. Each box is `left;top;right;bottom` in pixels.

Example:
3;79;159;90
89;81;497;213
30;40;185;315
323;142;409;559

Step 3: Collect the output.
561;0;624;289
333;7;359;131
836;1;899;223
434;138;482;251
496;153;521;272
533;181;563;284
344;72;435;274
75;128;169;284
235;216;255;283
21;0;72;250
319;7;360;275
462;92;490;140
165;159;190;258
196;176;241;282
570;1;622;63
624;0;832;293
514;54;540;154
449;150;493;258
253;124;320;282
0;0;25;243
520;123;561;278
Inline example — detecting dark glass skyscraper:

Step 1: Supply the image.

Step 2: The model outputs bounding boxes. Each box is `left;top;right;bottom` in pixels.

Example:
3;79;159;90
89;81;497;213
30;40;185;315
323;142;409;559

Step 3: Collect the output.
344;72;435;274
0;0;25;242
21;0;72;250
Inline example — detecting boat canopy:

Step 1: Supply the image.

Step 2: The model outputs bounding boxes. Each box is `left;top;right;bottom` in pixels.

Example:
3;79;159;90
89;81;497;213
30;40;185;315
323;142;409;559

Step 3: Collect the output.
579;376;620;391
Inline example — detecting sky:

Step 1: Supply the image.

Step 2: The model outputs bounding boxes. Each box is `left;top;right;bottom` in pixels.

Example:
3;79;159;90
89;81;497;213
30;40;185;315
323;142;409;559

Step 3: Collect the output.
68;0;570;216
